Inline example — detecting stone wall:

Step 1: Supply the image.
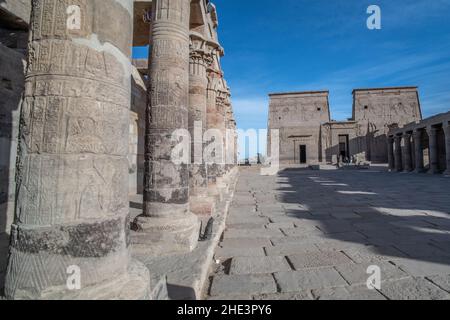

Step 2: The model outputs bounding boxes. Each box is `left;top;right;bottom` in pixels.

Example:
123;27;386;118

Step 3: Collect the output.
129;66;147;195
322;121;359;163
0;44;25;290
353;87;422;163
268;91;330;164
0;44;24;233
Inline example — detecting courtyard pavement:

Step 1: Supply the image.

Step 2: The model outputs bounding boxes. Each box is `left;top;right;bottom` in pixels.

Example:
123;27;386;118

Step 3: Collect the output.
206;166;450;300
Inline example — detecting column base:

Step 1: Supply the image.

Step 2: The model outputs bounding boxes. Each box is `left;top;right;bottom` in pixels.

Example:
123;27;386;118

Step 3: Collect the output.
131;214;200;256
414;168;426;173
207;182;223;203
443;170;450;176
189;195;216;217
428;168;440;175
6;259;152;300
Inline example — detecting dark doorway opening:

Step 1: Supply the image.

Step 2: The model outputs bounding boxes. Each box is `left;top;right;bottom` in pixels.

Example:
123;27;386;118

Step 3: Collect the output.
299;145;307;164
338;134;350;161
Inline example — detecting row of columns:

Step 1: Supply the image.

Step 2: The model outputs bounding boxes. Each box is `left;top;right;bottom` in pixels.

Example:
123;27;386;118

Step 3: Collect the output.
388;122;450;175
133;0;237;253
4;0;237;299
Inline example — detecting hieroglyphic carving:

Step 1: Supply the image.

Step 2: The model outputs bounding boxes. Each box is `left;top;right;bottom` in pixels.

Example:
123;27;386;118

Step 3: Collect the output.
27;40;127;88
4;0;151;300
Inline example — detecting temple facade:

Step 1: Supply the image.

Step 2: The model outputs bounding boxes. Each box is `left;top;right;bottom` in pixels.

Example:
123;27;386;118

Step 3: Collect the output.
268;87;422;165
0;0;238;299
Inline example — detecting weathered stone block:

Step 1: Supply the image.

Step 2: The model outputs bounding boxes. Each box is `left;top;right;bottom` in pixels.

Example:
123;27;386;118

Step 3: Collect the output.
224;228;285;239
220;238;272;249
214;247;265;261
287;251;352;269
210;274;277;297
274;268;347;292
335;261;409;286
379;278;450;300
312;285;386;300
230;256;292;275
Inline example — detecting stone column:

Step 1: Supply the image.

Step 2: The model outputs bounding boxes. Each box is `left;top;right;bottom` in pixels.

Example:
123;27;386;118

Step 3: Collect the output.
225;106;235;173
394;135;403;172
215;87;228;195
427;126;439;174
402;133;413;172
206;59;222;200
387;136;395;171
443;122;450;175
5;0;151;299
133;0;199;255
188;33;215;216
413;129;425;173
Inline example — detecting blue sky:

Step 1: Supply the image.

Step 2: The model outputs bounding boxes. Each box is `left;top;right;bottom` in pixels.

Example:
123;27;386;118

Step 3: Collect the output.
134;0;450;158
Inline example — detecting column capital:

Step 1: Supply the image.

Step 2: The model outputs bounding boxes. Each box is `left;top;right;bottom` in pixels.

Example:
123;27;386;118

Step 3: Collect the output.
403;132;412;139
413;129;422;138
427;126;438;136
443;121;450;131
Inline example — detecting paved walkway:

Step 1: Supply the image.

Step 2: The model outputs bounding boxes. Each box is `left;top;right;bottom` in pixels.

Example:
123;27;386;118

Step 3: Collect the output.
206;167;450;300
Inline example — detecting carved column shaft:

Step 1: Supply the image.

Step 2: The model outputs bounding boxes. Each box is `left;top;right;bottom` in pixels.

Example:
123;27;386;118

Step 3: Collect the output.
427;127;439;174
189;36;208;194
387;137;395;171
403;133;413;172
394;136;403;172
444;123;450;175
5;0;150;299
413;130;424;172
215;89;229;186
133;0;199;255
188;36;216;216
206;69;222;197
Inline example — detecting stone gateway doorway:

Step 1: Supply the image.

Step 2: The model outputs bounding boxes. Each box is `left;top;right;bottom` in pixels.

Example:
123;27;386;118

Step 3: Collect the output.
299;145;307;164
339;134;350;161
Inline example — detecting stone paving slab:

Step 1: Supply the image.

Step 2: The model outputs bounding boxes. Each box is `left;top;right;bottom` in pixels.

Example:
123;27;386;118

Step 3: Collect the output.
227;223;267;230
205;167;450;300
312;285;387;300
230;256;292;275
226;216;269;225
342;246;407;263
208;294;252;300
220;238;272;248
264;243;322;256
426;274;450;292
215;247;266;261
287;251;353;269
274;268;348;292
266;222;296;229
210;274;277;297
253;291;314;300
391;258;450;277
379;277;450;300
394;243;450;259
335;261;409;286
224;228;285;239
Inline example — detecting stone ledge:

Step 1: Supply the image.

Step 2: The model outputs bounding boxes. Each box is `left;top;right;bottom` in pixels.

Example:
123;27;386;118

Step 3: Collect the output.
132;168;239;300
